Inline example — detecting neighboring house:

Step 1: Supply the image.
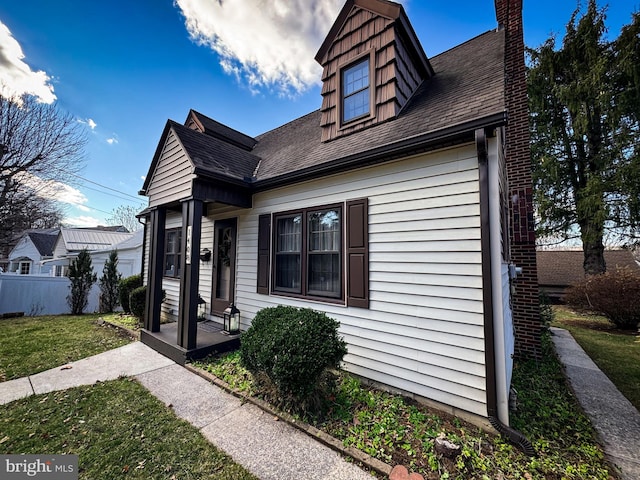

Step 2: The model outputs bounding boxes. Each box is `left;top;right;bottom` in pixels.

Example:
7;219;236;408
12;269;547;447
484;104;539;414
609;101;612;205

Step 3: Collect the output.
6;229;59;275
47;226;133;277
89;228;144;279
138;0;539;429
0;227;140;316
537;249;640;302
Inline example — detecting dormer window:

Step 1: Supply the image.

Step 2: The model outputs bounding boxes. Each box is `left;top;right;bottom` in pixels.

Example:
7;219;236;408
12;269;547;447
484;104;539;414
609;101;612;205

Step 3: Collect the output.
341;56;372;124
316;2;433;142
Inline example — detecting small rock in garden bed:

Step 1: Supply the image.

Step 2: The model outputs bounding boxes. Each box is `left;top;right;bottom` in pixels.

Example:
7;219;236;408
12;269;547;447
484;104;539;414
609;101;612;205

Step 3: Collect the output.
434;433;461;458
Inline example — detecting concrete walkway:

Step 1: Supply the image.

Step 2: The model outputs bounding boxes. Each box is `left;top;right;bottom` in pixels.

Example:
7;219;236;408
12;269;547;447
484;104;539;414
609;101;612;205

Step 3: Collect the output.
0;342;372;480
2;335;639;479
551;327;640;480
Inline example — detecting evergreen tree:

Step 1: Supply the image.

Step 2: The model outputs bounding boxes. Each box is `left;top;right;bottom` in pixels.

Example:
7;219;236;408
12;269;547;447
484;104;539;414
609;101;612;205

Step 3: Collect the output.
99;250;121;313
528;1;640;274
67;249;97;315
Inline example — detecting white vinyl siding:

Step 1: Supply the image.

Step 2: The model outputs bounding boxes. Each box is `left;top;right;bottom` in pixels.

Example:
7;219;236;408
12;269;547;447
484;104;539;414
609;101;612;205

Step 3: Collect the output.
232;143;488;416
147;130;195;208
52;237;67;259
9;237;41;274
160;213;183;321
198;216;215;321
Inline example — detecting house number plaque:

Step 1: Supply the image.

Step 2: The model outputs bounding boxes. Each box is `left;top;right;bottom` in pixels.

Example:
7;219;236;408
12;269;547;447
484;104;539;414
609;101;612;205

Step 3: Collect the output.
185;226;192;264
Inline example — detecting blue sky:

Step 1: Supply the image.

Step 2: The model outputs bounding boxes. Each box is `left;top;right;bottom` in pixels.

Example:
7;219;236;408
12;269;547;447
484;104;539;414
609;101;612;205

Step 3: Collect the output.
0;0;636;228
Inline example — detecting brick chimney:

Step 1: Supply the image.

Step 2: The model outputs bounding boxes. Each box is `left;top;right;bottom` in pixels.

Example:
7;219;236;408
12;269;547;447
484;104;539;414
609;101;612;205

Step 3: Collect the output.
495;0;541;357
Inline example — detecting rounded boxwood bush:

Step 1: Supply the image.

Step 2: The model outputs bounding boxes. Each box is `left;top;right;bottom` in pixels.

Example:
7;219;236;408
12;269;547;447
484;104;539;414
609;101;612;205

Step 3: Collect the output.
129;285;146;320
119;274;142;314
240;306;347;401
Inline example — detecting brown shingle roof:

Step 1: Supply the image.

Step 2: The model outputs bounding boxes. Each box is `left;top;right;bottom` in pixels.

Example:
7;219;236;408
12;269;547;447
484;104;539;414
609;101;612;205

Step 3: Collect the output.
252;29;505;183
187;110;257;151
170;120;261;183
537;250;640;287
142;28;506;195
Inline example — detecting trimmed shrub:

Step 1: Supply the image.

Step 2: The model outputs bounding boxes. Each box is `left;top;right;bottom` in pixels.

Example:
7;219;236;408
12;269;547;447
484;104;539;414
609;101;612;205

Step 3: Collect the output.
67;249;97;315
565;267;640;330
240;306;347;409
119;274;142;314
130;285;146;320
99;250;121;313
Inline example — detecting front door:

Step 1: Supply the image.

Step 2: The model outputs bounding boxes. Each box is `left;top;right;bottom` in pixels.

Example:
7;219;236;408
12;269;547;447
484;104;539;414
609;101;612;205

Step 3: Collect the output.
211;218;237;316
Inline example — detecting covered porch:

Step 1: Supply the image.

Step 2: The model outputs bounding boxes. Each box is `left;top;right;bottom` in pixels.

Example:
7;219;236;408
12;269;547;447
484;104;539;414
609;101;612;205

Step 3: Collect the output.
140;319;240;365
139;180;252;364
138;109;258;364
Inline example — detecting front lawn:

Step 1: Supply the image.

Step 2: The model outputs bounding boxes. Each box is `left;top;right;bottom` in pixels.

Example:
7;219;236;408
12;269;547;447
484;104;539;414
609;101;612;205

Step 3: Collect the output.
552;305;640;410
0;378;257;480
193;333;615;479
0;314;132;381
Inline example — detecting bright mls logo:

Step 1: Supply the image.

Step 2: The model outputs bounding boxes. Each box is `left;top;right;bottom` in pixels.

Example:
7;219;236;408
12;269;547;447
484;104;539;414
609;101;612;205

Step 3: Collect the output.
1;455;78;479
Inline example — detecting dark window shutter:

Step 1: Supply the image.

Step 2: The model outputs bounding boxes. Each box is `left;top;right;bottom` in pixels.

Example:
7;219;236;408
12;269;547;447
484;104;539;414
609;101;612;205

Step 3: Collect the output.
346;198;369;308
257;214;271;295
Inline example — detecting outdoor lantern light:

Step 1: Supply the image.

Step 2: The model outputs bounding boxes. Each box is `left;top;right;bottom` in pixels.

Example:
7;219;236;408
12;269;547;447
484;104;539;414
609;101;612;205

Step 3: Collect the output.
197;295;206;321
223;303;240;335
200;248;211;262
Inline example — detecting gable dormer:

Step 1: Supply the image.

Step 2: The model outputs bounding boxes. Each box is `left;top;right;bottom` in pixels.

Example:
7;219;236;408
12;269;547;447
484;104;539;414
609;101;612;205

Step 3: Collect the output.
184;109;257;151
315;0;434;142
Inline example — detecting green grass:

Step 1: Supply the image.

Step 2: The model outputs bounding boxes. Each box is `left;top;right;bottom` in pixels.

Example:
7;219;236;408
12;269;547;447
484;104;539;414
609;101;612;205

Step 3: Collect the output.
552;305;640;410
0;314;132;381
0;378;257;480
101;312;142;331
193;336;615;480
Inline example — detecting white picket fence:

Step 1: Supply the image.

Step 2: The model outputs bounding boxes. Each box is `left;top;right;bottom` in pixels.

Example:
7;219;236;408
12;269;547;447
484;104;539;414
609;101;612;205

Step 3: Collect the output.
0;274;100;316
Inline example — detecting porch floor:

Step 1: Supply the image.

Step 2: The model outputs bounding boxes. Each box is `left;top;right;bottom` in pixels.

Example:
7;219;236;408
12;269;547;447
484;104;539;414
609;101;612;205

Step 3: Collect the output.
140;320;240;365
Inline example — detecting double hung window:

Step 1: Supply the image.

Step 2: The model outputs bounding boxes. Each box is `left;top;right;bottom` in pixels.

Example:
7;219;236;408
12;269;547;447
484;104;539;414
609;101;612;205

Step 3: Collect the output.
164;228;182;278
342;57;370;124
273;206;342;299
257;198;369;308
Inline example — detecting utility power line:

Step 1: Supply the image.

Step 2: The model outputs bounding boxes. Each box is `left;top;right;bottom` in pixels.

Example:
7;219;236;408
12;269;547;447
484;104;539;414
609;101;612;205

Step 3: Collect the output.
53;167;143;202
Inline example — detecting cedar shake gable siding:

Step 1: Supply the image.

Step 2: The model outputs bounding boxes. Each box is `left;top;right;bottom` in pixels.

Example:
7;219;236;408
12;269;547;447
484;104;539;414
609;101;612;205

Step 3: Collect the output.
315;0;434;142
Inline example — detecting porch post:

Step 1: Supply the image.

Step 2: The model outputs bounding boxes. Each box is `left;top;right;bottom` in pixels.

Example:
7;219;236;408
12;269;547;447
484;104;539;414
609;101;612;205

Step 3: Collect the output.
144;207;166;332
177;199;203;350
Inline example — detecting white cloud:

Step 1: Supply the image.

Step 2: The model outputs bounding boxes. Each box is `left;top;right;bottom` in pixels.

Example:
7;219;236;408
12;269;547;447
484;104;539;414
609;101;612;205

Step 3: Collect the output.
0;20;56;103
15;171;89;210
106;137;118;145
64;215;102;228
174;0;343;95
78;118;98;130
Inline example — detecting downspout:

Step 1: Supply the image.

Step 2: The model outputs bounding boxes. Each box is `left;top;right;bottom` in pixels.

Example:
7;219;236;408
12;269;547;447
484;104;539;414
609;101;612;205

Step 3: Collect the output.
476;128;535;456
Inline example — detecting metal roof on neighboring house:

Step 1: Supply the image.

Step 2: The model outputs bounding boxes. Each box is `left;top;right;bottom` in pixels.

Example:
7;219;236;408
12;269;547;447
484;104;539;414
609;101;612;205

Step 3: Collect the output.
60;228;134;252
91;228;143;253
